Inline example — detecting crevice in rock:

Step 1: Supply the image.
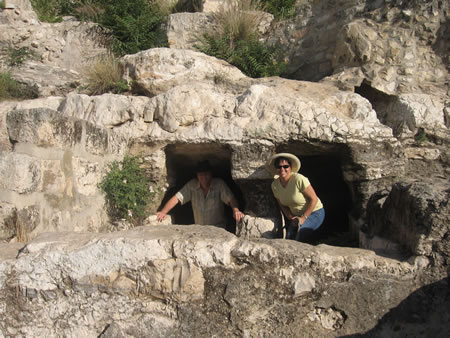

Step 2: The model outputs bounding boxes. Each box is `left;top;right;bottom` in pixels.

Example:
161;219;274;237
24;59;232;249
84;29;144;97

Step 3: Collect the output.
160;143;245;234
355;81;398;132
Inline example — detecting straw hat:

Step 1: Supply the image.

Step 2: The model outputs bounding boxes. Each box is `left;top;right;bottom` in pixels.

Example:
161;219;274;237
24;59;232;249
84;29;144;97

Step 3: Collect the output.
266;153;301;176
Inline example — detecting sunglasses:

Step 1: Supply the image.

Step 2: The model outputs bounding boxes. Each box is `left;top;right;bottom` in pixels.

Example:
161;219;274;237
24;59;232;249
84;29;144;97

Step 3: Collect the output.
276;165;290;169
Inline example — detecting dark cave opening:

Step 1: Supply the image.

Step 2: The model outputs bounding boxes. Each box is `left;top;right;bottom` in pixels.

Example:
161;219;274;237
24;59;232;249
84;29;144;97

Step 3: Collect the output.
299;155;353;244
355;81;395;129
158;145;354;245
158;144;245;234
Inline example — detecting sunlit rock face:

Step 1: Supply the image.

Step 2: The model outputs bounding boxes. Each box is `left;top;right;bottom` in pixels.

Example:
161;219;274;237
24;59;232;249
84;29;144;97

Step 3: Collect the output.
0;0;448;336
1;225;447;337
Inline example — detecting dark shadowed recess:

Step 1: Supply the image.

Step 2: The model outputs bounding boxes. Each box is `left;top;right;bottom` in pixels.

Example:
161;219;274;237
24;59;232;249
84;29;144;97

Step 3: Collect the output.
159;144;245;234
342;277;450;338
159;143;355;245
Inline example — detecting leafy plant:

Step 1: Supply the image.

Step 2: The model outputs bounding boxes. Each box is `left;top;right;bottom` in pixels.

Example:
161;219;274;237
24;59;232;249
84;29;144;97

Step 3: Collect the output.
414;128;428;143
29;0;168;55
82;54;128;95
0;1;6;9
8;46;40;67
99;156;153;223
0;72;39;101
172;0;203;13
258;0;296;19
97;0;168;56
30;0;64;22
195;0;286;78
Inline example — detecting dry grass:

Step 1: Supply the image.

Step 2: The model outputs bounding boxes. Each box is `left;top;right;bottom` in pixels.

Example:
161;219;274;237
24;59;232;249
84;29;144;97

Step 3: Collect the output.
82;54;124;95
73;0;104;22
214;0;265;45
152;0;178;16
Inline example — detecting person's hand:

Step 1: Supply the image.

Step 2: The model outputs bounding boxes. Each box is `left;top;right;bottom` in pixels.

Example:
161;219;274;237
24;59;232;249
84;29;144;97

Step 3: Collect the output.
297;215;307;225
233;209;245;222
156;211;167;222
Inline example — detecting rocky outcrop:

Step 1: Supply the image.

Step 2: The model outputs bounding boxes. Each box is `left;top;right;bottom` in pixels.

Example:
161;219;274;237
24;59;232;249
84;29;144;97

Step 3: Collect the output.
1;225;447;337
0;1;448;336
1;48;410;242
0;0;108;96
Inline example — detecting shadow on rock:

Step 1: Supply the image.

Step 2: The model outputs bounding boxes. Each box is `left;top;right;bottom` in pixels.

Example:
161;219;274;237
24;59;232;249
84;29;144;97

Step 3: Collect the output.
342;276;449;337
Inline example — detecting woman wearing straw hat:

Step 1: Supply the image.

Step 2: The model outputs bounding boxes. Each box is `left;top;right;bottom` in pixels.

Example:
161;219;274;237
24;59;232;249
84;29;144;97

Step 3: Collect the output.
267;153;325;243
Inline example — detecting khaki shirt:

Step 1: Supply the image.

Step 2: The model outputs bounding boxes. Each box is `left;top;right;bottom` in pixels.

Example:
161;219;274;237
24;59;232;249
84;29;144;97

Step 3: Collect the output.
176;178;235;227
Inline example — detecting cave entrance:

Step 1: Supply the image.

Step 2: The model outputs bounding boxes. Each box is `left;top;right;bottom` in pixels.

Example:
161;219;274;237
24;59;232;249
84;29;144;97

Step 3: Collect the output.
160;144;244;233
300;155;353;244
276;145;355;246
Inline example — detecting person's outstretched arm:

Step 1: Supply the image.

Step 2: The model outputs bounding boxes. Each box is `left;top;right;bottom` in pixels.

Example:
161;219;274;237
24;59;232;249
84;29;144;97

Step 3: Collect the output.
156;195;180;222
229;198;245;222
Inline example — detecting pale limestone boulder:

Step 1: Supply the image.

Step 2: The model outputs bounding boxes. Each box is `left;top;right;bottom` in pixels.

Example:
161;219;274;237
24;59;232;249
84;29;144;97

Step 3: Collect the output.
147;82;236;132
332;18;448;96
202;0;222;12
0;1;107;96
121;48;246;96
0;98;63;151
59;93;151;128
2;225;443;337
0;152;41;194
236;215;278;239
381;94;447;135
1;107;134;239
167;12;216;49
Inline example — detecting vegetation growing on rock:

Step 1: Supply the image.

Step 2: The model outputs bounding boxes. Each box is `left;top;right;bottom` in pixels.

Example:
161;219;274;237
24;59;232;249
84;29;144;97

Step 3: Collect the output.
99;156;153;224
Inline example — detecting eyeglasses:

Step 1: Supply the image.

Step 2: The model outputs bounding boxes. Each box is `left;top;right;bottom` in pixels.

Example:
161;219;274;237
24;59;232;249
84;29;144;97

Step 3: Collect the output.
276;165;290;169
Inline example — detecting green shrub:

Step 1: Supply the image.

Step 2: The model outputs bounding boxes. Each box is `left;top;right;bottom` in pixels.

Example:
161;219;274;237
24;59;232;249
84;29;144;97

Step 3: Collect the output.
30;0;168;56
82;54;128;95
30;0;64;22
172;0;203;13
259;0;296;19
195;0;286;78
98;0;168;56
0;72;39;101
99;156;153;223
8;46;40;67
197;34;285;78
414;128;428;143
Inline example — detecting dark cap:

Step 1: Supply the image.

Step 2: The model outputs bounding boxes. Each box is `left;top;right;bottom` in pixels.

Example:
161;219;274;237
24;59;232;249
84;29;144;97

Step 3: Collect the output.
195;160;212;173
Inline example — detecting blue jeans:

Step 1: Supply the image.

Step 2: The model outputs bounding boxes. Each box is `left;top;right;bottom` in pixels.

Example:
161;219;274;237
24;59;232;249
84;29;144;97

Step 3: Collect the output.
285;208;325;243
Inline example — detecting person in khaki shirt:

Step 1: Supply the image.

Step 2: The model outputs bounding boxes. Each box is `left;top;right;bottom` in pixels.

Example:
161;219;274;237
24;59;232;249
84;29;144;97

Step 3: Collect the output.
156;160;244;228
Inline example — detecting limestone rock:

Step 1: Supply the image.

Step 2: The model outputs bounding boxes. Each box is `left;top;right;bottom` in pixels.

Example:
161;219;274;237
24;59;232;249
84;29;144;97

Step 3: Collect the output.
121;48;247;96
365;181;449;269
0;225;446;337
235;215;279;240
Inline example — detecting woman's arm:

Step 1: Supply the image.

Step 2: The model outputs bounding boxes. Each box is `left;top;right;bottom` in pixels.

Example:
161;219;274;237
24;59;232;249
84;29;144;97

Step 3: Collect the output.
298;184;319;225
276;198;295;220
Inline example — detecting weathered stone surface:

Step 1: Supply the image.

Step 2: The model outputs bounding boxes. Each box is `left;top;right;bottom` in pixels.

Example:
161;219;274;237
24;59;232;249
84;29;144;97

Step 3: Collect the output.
0;225;446;337
0;152;41;194
121;48;247;96
365;180;449;269
0;202;16;241
0;0;108;96
7;108;82;148
378;93;447;136
236;215;278;240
